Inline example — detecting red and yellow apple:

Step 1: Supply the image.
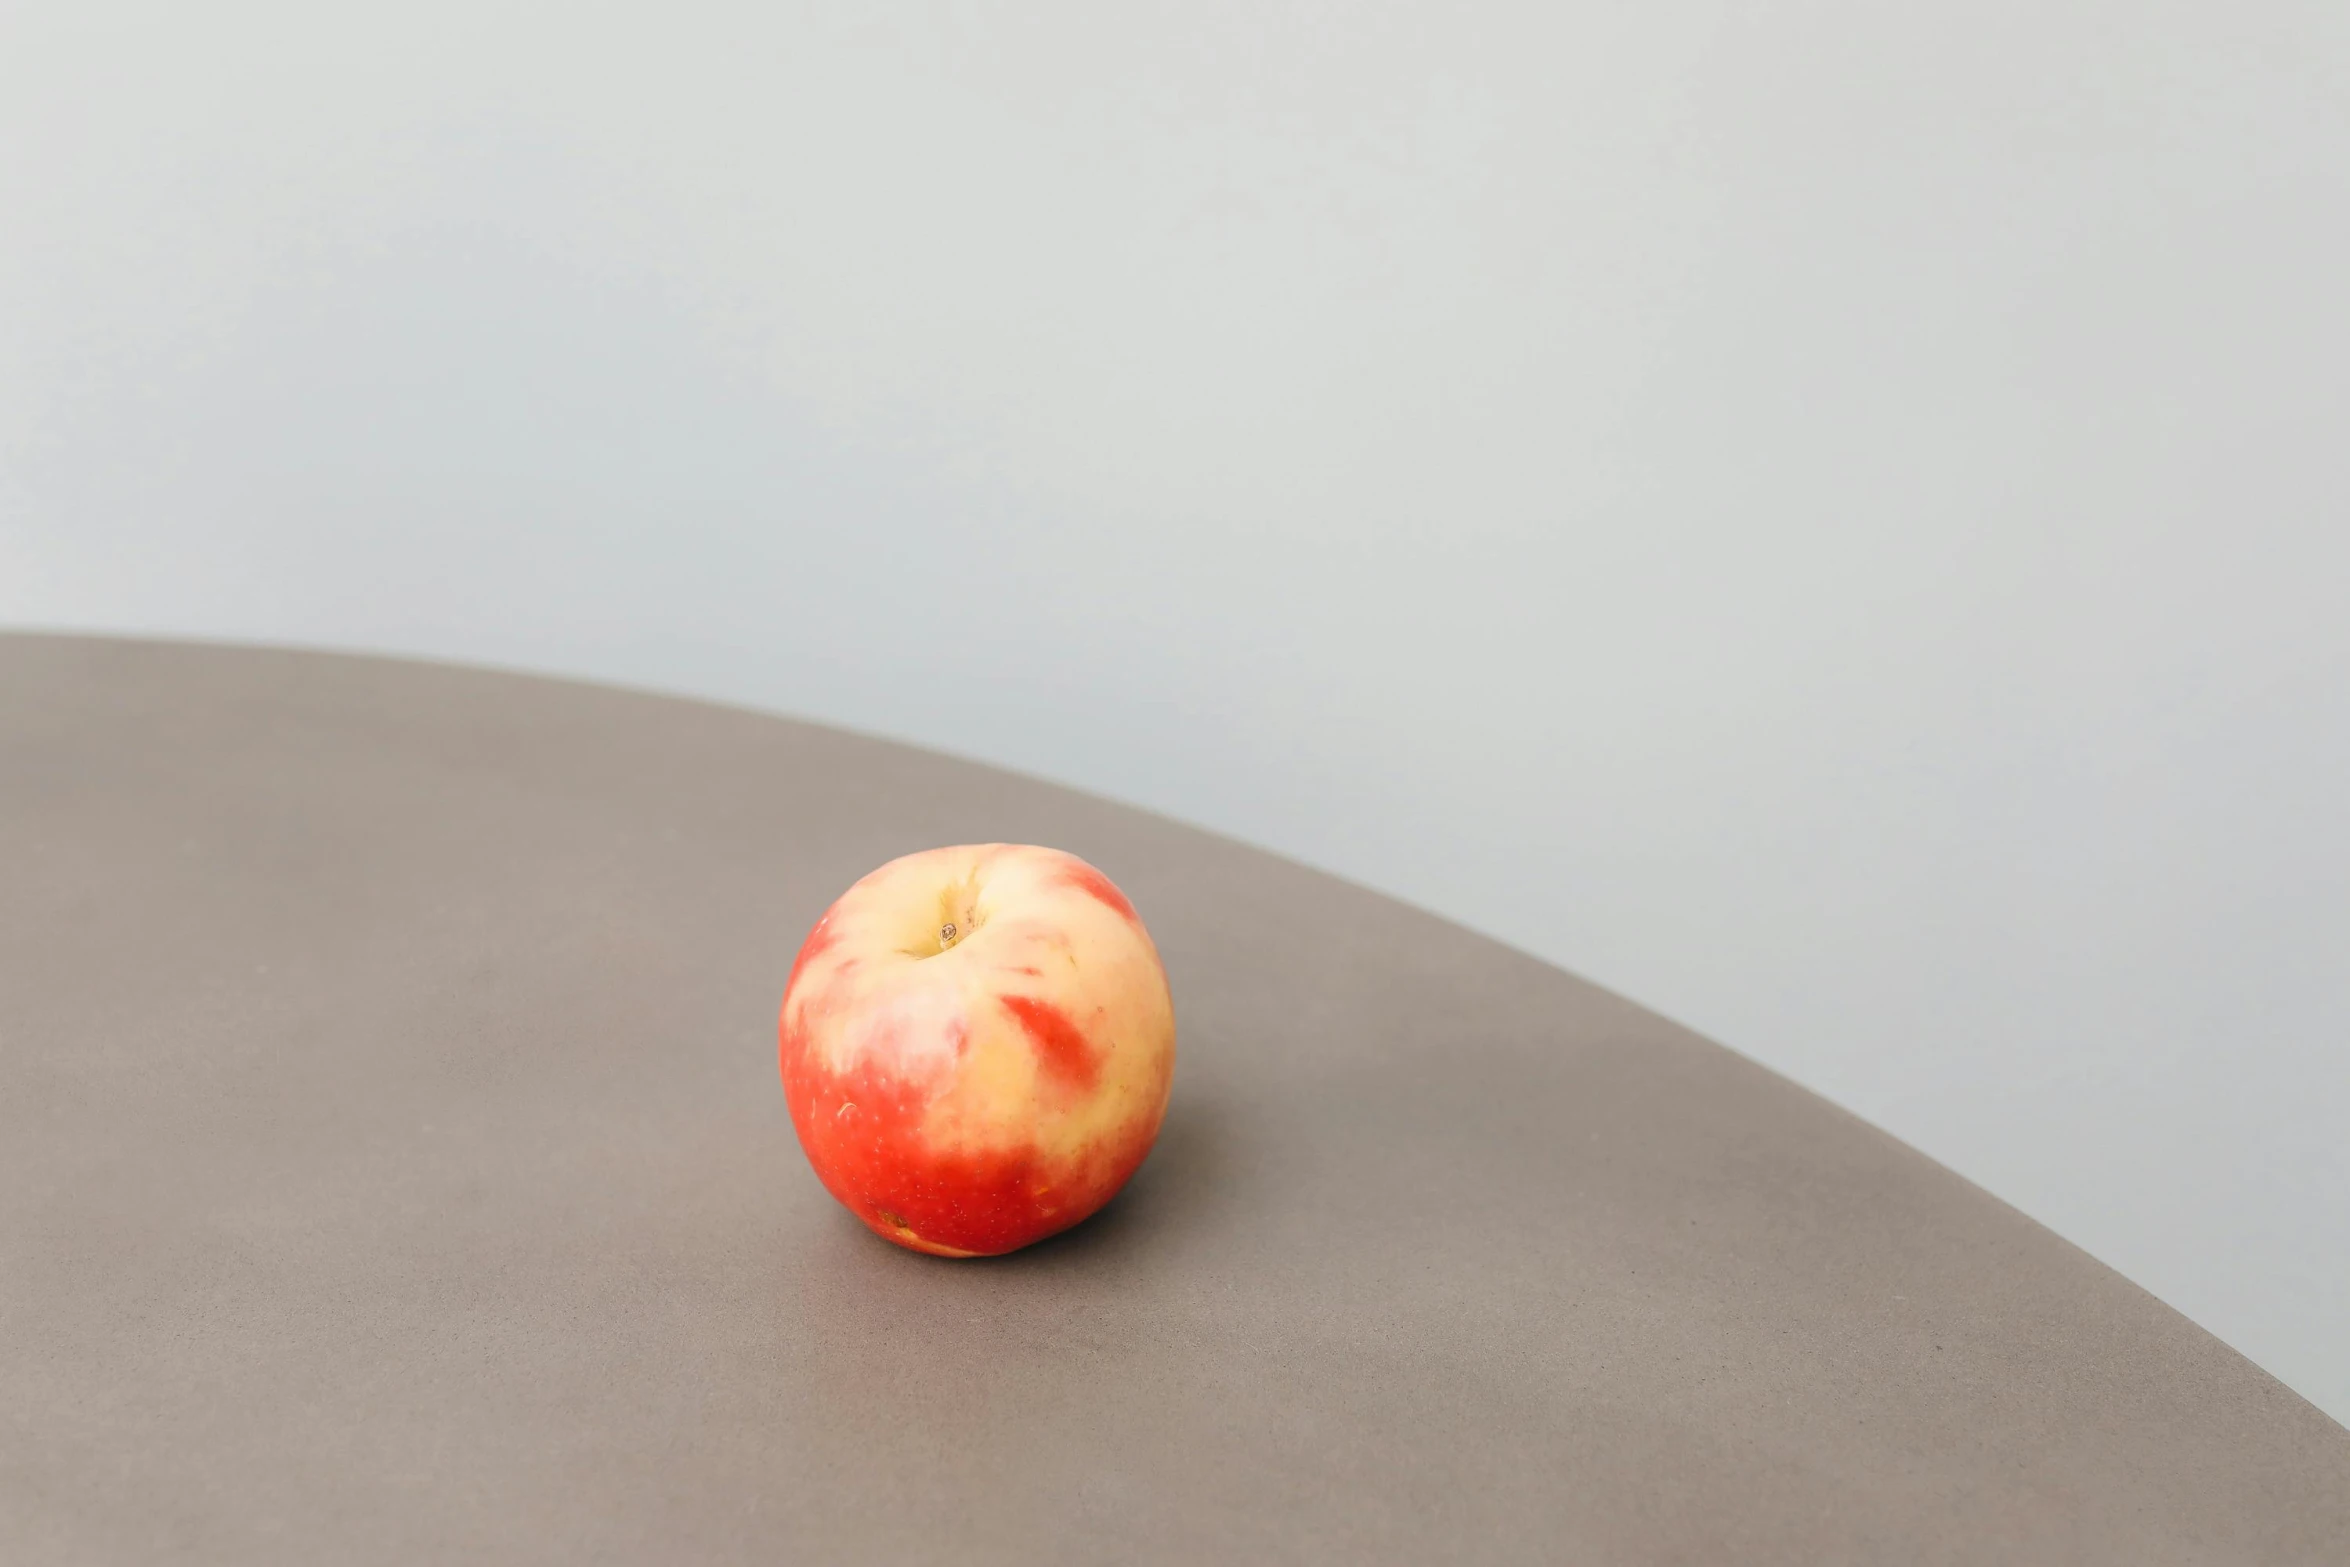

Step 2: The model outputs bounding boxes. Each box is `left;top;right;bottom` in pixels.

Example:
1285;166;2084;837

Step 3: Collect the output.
778;844;1176;1257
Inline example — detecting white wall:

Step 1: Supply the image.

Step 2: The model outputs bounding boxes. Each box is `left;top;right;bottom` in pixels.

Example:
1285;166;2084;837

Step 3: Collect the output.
7;2;2346;1424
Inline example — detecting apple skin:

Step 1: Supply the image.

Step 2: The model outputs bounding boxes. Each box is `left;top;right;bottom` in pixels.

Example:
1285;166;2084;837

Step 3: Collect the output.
778;844;1176;1257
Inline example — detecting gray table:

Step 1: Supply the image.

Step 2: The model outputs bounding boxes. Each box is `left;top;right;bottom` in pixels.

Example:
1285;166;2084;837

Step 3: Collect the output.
4;634;2343;1565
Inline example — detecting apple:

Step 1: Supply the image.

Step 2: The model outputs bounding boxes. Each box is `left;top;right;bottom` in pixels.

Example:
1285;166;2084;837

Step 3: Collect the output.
778;844;1177;1257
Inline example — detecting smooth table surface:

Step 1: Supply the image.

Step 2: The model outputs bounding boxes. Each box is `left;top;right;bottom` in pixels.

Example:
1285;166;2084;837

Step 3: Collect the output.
3;635;2344;1565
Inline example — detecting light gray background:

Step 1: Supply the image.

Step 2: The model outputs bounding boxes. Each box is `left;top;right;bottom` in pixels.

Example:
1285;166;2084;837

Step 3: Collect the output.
4;1;2346;1427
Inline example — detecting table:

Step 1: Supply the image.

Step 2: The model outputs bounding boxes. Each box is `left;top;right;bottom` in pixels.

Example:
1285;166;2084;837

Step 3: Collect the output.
4;635;2343;1564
